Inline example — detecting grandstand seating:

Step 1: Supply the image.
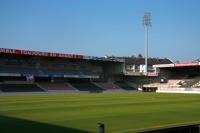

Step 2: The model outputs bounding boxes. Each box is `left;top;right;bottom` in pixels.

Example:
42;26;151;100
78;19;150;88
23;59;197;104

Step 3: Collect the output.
0;83;44;92
115;81;137;90
0;52;181;93
125;81;140;89
180;79;200;88
180;80;197;88
38;82;76;90
0;65;39;74
193;81;200;88
69;81;104;92
0;64;99;78
143;75;200;89
0;55;102;77
162;76;200;88
168;80;182;87
143;79;182;88
94;81;122;90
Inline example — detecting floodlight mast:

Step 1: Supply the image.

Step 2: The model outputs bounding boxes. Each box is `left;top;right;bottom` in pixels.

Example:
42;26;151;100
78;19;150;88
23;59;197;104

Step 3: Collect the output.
143;12;151;75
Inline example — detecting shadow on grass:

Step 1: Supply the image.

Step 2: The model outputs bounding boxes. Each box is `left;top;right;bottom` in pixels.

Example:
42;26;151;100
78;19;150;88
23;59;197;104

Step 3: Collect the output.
0;115;91;133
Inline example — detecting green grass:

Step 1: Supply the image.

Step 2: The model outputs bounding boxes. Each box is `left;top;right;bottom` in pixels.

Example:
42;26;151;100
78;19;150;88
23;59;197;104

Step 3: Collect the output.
1;92;200;133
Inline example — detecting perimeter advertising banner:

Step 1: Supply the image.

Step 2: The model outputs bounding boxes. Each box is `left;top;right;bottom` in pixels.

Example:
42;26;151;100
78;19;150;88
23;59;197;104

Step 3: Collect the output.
0;48;84;59
0;48;123;62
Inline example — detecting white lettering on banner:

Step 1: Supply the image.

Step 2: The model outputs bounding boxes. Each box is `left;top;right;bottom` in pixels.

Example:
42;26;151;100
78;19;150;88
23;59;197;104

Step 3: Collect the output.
21;50;49;56
50;53;57;57
0;48;16;54
0;48;84;59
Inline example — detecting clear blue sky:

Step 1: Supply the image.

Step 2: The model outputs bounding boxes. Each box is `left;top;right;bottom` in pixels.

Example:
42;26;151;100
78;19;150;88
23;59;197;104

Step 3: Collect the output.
0;0;200;61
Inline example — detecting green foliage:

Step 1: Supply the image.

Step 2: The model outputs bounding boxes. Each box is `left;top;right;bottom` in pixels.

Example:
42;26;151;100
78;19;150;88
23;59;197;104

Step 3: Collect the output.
0;92;200;133
138;54;143;58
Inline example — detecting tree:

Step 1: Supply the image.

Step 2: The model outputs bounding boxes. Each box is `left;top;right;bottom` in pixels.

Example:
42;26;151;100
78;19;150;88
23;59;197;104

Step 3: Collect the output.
175;60;180;63
138;54;143;58
131;55;135;58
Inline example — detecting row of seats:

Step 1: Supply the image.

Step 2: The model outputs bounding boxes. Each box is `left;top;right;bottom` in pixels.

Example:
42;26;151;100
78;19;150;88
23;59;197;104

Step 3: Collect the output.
0;81;138;92
0;84;45;92
68;81;103;92
38;82;76;90
0;65;99;76
0;57;103;74
94;82;121;90
179;79;200;88
142;76;200;88
115;81;137;90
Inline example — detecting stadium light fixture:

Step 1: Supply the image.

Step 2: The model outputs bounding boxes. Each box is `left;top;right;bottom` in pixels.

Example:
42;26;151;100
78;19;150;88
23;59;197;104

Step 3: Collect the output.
143;12;151;75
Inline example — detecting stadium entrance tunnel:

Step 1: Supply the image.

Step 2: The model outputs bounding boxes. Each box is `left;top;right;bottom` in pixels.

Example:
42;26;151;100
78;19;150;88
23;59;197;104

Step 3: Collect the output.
142;87;157;92
137;124;200;133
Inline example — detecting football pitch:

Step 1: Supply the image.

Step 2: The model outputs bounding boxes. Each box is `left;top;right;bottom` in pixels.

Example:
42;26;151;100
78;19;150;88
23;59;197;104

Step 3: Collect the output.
0;92;200;133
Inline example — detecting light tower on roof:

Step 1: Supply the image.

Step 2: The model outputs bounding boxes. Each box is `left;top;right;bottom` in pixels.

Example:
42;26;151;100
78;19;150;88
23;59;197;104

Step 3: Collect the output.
143;12;151;75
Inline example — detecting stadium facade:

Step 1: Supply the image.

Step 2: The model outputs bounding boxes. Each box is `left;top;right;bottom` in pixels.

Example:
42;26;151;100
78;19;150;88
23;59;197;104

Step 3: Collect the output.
2;47;200;93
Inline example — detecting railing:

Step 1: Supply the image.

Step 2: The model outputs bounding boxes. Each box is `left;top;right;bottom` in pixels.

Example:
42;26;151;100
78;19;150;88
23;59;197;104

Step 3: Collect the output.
123;71;158;76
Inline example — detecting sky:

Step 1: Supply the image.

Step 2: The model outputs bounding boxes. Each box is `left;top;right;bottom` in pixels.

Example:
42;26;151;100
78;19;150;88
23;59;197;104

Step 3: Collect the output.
0;0;200;62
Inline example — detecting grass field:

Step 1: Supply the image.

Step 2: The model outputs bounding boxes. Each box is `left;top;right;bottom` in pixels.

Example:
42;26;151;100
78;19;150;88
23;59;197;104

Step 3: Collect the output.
1;92;200;133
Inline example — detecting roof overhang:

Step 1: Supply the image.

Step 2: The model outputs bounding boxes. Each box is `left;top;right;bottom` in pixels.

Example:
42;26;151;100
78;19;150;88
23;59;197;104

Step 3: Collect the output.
0;48;124;62
153;62;200;68
153;64;174;68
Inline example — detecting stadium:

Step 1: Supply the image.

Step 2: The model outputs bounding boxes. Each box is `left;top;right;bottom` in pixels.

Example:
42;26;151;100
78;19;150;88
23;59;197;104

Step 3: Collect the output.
1;48;200;133
1;1;200;133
